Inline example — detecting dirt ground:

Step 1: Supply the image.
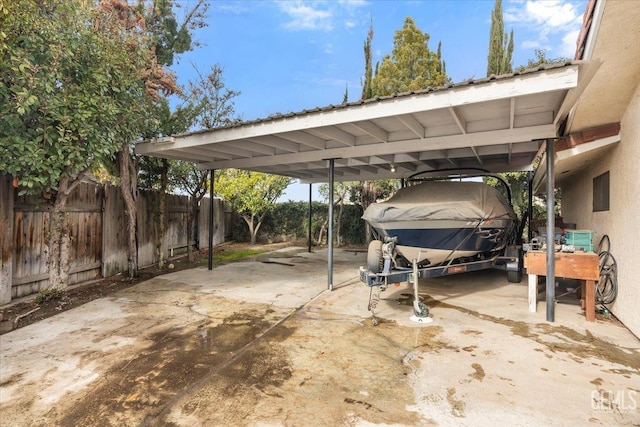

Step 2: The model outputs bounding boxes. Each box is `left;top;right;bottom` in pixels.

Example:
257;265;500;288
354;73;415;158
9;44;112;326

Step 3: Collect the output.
0;242;292;335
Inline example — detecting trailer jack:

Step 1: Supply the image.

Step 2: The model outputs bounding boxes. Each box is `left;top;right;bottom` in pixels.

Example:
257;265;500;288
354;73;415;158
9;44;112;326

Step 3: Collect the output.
410;259;433;324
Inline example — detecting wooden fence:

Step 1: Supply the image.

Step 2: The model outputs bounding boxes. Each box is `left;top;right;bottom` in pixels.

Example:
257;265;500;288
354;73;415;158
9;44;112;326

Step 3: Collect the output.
0;174;231;304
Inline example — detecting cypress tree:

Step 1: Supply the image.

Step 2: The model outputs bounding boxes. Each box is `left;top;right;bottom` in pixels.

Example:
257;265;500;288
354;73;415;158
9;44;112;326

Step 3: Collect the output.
361;19;374;100
487;0;514;76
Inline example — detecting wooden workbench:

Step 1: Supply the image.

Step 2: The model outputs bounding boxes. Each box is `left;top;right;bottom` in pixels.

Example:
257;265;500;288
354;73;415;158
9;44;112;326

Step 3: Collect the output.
524;250;600;321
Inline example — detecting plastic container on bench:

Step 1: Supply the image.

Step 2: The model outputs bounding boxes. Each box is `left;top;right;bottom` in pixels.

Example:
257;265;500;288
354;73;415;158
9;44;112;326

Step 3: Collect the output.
564;230;595;252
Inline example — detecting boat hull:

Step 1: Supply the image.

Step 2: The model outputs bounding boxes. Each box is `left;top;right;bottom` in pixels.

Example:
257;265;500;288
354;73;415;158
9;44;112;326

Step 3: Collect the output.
362;181;518;267
368;219;516;265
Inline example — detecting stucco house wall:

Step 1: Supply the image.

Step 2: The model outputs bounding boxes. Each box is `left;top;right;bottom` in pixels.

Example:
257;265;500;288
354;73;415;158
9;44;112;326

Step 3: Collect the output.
561;83;640;337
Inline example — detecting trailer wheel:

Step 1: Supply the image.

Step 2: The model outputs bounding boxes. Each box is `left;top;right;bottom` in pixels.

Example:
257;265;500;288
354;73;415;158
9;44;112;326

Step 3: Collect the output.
507;269;522;283
505;245;523;283
367;240;384;273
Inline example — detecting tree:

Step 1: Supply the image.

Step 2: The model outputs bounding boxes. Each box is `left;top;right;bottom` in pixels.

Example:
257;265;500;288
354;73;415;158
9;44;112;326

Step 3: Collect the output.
352;17;447;240
138;98;198;268
361;19;374;100
318;182;353;247
139;0;208;67
215;170;293;245
487;0;514;76
0;0;163;289
187;64;240;129
96;0;180;278
371;17;449;96
515;49;568;72
170;63;241;261
113;0;207;276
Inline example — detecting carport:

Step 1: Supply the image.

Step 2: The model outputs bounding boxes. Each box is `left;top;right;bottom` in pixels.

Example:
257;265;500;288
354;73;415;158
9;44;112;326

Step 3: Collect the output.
136;62;594;321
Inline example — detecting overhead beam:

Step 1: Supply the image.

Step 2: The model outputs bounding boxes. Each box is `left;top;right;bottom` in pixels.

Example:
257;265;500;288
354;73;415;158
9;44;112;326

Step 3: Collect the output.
247;135;300;153
449;106;467;134
510;97;516;129
277;131;326;150
351;120;388;143
396;113;425;138
307;127;356;146
470;146;483;165
398;162;418;172
375;154;394;163
234;140;277;156
420;160;439;170
203;143;255;158
353;164;379;174
437;150;458;166
152;150;232;162
197;124;557;170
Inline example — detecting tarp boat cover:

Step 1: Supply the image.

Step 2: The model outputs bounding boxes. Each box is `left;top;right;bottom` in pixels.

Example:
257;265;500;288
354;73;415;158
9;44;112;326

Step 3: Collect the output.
362;181;516;225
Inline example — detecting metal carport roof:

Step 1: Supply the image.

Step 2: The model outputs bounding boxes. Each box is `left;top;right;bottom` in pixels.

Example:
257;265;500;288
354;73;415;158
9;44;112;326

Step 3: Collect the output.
136;62;593;182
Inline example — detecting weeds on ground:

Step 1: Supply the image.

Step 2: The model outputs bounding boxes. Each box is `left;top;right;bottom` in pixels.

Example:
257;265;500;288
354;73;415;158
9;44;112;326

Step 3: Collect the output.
214;249;266;263
35;287;66;305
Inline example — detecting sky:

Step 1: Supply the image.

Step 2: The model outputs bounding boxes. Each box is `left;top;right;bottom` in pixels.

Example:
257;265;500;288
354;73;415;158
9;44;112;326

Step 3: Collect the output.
169;0;587;201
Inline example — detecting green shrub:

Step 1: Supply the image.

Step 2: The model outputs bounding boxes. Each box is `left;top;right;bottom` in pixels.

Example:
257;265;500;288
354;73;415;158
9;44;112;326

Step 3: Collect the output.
233;201;366;246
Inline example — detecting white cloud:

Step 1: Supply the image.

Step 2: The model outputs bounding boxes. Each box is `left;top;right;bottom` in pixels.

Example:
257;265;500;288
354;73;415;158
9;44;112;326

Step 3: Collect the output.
278;0;367;32
505;0;584;56
522;39;542;50
279;1;334;31
214;3;250;14
560;28;580;58
345;20;357;29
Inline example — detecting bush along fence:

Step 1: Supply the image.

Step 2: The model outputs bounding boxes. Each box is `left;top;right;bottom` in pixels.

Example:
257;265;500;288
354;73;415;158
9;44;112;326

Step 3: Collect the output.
0;174;230;304
236;201;367;247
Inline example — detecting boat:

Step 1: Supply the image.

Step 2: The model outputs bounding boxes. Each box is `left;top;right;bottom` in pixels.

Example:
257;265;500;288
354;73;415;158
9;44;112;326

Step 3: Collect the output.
362;178;519;269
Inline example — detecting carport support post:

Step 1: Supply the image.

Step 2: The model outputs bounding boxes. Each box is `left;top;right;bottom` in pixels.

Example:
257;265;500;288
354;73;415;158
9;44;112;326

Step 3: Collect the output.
328;159;335;291
308;183;312;253
208;169;215;271
545;139;556;322
528;171;534;243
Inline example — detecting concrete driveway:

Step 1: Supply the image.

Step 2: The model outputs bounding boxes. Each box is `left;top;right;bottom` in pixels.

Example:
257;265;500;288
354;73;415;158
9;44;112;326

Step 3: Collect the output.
1;246;639;426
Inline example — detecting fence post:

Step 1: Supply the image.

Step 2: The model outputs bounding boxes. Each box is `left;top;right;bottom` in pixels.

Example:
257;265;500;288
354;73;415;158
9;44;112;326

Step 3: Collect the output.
0;174;14;304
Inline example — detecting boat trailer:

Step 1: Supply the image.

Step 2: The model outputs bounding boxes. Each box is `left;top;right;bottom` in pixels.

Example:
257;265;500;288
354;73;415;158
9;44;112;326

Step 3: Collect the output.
359;238;522;324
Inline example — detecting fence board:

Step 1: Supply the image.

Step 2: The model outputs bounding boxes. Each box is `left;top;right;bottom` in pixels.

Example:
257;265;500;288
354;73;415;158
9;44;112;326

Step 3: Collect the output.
137;190;156;269
166;193;190;257
198;198;227;249
102;184;128;277
0;174;13;304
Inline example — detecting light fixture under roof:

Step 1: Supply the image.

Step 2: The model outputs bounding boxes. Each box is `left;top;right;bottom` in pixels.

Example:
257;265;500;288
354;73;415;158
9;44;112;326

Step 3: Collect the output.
390;163;396;173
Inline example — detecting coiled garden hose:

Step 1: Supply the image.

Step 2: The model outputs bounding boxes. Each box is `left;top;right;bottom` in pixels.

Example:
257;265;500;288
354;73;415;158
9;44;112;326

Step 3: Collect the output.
596;235;617;305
